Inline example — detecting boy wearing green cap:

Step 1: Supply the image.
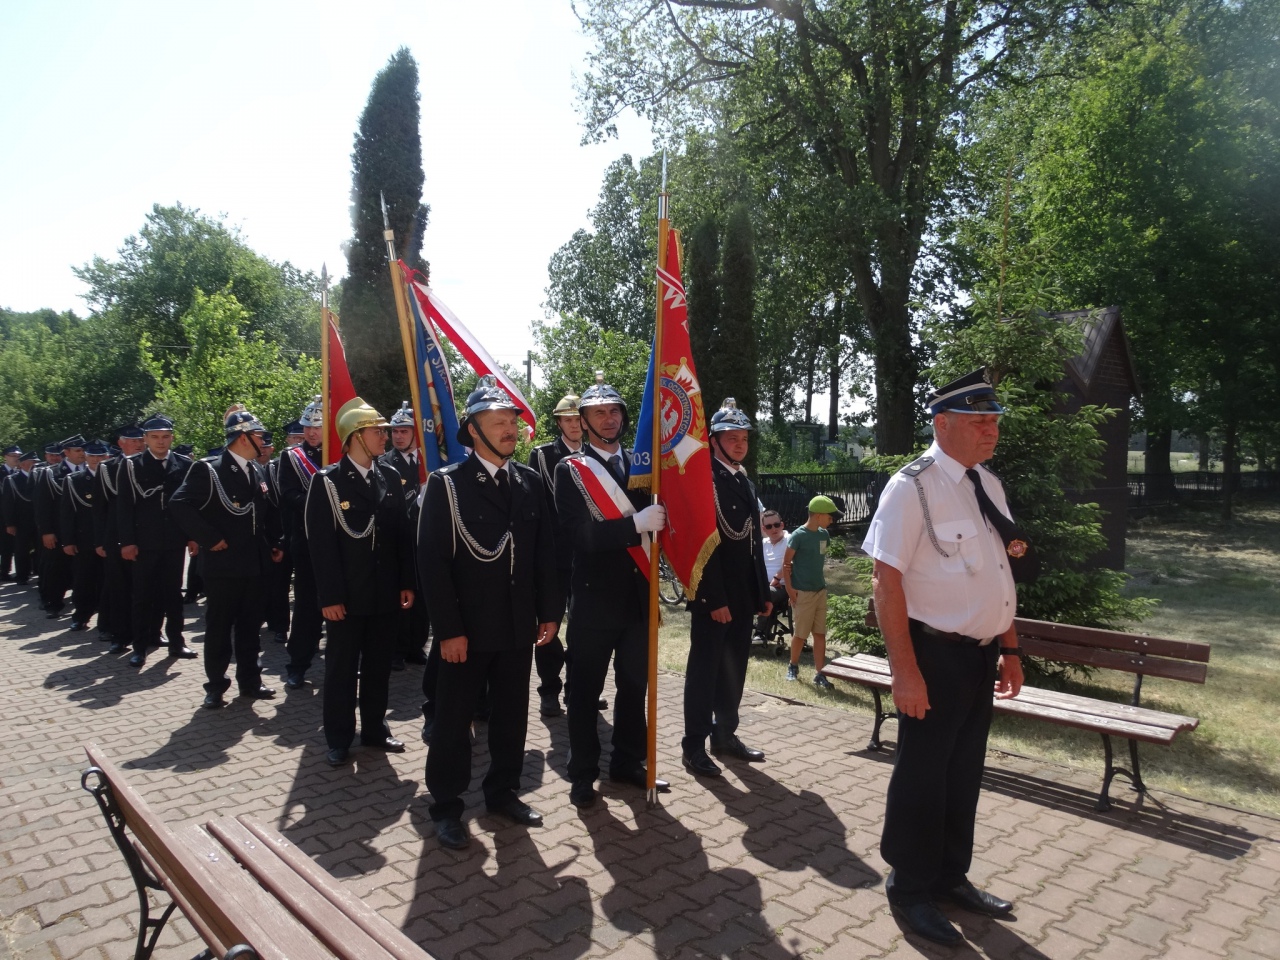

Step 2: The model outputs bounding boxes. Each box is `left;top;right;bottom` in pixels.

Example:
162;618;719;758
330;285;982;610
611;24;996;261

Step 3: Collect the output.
781;495;839;686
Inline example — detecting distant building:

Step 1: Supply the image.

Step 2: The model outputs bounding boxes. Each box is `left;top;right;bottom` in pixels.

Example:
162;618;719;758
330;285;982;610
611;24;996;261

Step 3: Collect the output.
1051;306;1140;570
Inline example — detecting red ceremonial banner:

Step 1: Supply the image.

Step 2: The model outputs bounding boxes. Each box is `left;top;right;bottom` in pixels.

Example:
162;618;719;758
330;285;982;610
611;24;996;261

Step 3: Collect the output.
325;312;357;466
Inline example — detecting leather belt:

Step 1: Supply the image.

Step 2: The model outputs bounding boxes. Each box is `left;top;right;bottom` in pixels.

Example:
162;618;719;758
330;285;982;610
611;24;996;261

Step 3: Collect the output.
909;618;990;646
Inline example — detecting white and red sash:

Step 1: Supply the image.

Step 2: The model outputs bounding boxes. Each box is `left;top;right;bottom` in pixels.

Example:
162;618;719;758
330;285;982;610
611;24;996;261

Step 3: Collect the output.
565;455;650;579
288;446;320;486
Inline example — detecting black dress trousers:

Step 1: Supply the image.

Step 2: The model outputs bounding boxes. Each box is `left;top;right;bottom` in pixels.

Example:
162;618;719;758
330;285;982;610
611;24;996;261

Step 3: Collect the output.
203;575;266;695
322;611;396;750
880;628;999;905
682;592;755;751
131;547;186;651
565;619;648;783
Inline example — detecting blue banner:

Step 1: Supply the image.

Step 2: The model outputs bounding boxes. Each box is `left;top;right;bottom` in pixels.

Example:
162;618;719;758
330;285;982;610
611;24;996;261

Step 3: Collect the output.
408;286;467;471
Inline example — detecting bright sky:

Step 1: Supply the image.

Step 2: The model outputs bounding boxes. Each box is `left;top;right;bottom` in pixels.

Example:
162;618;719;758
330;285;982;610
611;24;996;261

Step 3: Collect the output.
0;0;654;371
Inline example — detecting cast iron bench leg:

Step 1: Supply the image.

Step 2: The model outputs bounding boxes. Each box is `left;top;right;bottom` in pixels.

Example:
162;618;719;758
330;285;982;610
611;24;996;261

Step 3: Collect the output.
868;689;889;751
82;768;177;960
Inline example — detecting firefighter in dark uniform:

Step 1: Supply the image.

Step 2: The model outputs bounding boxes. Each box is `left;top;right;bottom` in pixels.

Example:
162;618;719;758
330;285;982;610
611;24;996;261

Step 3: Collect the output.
0;445;18;580
418;377;563;848
116;415;198;667
171;409;284;708
863;369;1024;945
60;440;111;632
97;426;146;651
554;374;669;808
681;399;772;778
263;421;300;644
282;397;325;689
304;398;415;766
2;451;38;584
525;393;582;718
34;437;84;616
379;401;428;670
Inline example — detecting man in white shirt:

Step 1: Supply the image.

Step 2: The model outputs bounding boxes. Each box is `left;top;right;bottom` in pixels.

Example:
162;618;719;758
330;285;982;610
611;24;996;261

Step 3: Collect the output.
753;509;789;643
861;368;1024;946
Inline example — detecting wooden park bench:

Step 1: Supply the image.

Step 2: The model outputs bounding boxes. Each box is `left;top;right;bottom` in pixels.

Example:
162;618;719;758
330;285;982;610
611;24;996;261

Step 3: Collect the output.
80;742;437;960
819;613;1210;811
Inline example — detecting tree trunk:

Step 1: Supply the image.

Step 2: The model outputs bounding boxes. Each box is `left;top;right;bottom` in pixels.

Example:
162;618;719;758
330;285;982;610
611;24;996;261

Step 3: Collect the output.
868;300;917;455
828;347;840;443
803;343;817;424
1198;433;1211;470
1221;421;1237;522
1145;427;1176;501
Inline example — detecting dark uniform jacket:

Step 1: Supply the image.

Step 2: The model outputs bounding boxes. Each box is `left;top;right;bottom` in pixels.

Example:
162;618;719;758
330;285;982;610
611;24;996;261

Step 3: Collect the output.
418;454;562;652
554;447;650;630
116;453;195;551
378;448;422;520
92;458;128;557
692;458;769;614
169;451;282;578
33;463;72;539
528;435;578;579
304;455;414;616
279;443;321;543
59;468;100;552
2;471;36;537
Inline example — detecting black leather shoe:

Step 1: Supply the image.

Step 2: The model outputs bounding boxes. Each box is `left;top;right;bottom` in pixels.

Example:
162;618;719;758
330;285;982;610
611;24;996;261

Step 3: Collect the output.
609;767;670;792
272;631;288;644
69;621;87;632
710;735;765;762
326;748;349;767
435;817;470;850
202;693;225;709
240;685;276;700
389;656;406;672
569;781;596;808
487;798;543;826
107;642;126;655
284;674;306;690
539;695;563;718
128;652;145;667
405;652;427;665
937;880;1013;917
169;646;198;659
597;697;608;711
361;735;406;753
420;715;434;743
682;750;722;778
891;901;963;945
182;591;200;604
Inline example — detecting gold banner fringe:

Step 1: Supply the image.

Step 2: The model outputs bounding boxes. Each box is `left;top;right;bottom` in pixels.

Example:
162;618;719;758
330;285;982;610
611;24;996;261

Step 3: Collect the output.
682;531;721;602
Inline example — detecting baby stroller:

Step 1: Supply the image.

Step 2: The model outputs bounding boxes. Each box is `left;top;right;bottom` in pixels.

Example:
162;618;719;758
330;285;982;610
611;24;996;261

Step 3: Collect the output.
753;583;794;655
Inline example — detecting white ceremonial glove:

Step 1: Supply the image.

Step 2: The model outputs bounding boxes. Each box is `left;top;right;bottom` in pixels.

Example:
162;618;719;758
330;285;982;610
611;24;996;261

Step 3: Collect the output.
633;504;667;534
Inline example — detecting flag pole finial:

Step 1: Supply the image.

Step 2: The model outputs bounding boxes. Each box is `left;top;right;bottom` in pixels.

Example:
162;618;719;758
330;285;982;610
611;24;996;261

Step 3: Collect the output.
594;370;605;385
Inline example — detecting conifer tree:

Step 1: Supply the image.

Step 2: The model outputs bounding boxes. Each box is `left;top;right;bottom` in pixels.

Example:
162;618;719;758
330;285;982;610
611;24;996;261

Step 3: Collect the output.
685;214;722;411
343;47;430;418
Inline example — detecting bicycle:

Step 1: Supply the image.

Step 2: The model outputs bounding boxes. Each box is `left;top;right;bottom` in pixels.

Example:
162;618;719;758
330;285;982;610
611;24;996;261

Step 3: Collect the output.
658;554;686;605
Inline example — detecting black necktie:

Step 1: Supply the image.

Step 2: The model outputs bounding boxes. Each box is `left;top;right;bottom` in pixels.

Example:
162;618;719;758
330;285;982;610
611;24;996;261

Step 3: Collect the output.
966;468;1016;543
495;467;511;505
607;454;625;487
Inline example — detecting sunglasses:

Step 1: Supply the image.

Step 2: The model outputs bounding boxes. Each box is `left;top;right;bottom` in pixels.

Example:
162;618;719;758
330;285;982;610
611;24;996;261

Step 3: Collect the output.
763;521;783;530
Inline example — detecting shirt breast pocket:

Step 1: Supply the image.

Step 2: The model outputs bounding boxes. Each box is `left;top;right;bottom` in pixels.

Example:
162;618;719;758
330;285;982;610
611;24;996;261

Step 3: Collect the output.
933;519;983;574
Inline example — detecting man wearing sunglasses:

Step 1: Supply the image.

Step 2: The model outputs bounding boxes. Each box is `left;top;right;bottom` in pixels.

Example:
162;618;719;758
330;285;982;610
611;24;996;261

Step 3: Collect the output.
753;510;789;642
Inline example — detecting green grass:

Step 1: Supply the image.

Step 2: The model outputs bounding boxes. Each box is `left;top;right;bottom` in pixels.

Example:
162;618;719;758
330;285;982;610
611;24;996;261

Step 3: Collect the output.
658;510;1280;815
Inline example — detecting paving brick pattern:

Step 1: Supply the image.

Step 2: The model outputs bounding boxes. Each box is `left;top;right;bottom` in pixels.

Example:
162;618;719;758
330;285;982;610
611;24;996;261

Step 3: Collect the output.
1;578;1278;959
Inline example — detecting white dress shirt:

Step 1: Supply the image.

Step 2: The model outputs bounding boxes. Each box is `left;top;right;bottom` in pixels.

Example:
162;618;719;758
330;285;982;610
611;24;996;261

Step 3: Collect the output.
862;441;1017;639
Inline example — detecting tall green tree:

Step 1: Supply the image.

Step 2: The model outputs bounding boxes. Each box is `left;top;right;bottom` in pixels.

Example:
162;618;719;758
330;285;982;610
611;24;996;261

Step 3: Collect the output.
343;47;430;419
575;0;1109;454
717;203;759;467
685;213;721;405
145;289;320;455
74;204;321;373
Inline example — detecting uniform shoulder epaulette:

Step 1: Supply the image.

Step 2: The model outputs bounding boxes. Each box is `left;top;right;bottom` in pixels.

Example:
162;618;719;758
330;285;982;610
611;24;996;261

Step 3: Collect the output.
510;461;538;479
435;461;462;476
317;463;340;477
900;455;935;477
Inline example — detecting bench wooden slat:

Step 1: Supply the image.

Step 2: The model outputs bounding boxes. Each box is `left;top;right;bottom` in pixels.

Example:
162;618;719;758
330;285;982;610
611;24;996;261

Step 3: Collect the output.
821;655;1199;744
1012;686;1198;731
173;823;337;960
133;841;232;957
1019;636;1208;684
1015;618;1211;663
235;815;433;960
206;818;433;960
86;745;262;954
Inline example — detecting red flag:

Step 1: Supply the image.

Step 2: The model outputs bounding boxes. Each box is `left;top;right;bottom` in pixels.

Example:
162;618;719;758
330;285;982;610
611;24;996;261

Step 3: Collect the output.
324;311;357;466
631;229;720;599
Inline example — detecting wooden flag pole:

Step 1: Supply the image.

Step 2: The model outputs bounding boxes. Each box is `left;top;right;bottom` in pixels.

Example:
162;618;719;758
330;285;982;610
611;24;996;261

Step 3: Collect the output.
646;179;669;807
320;264;331;466
381;193;429;468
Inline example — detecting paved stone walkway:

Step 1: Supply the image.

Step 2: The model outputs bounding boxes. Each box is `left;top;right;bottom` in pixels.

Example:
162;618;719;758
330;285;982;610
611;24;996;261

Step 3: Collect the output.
1;577;1278;960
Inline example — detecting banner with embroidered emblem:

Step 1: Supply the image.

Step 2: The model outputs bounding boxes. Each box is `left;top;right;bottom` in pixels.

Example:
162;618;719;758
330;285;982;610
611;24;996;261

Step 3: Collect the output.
565;456;650;579
629;226;719;600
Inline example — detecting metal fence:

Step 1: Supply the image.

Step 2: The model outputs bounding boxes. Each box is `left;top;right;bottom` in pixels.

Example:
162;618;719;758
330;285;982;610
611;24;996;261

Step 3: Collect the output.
755;470;882;532
1127;470;1280;511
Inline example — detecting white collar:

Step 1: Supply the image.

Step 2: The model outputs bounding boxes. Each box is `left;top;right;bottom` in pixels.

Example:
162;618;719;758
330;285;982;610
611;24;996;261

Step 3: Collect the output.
589;442;623;462
228;449;253;474
927;441;975;485
476;455;508;479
